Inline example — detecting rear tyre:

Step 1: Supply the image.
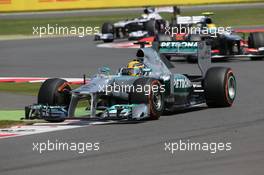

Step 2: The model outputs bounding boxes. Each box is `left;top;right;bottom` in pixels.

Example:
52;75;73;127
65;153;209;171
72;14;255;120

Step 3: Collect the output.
145;20;158;36
38;78;71;122
248;32;264;60
204;67;236;107
102;23;114;43
129;78;164;120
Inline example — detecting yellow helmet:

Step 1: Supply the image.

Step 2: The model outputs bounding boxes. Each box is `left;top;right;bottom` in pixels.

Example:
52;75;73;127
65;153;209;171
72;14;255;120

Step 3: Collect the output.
127;59;144;76
207;23;216;29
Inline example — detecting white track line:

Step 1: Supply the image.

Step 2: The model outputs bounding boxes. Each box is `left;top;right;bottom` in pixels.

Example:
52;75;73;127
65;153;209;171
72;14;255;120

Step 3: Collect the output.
0;120;116;139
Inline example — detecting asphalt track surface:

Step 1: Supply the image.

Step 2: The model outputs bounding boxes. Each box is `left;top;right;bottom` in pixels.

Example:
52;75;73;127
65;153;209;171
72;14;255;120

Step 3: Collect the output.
0;92;35;109
1;37;264;174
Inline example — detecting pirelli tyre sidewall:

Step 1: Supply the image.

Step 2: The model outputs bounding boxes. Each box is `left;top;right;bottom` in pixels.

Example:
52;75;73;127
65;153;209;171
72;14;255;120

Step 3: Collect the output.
204;67;236;107
129;78;164;120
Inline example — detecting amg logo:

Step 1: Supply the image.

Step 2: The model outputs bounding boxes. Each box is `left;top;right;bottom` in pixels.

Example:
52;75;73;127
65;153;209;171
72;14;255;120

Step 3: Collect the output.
160;42;198;48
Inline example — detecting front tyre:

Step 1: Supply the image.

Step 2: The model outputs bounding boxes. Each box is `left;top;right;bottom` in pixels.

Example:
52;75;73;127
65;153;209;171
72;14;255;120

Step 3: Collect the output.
248;32;264;49
101;22;114;43
248;32;264;60
38;78;71;122
129;78;164;120
204;67;236;107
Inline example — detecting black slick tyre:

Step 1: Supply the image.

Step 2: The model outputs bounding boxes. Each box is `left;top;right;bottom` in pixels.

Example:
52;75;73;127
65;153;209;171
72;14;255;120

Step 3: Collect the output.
129;78;164;120
38;78;71;122
101;22;114;42
204;67;236;107
248;32;264;60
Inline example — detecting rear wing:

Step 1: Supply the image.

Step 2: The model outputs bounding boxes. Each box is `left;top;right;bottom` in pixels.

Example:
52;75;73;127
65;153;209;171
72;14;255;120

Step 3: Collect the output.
157;41;211;77
177;16;205;24
155;6;175;13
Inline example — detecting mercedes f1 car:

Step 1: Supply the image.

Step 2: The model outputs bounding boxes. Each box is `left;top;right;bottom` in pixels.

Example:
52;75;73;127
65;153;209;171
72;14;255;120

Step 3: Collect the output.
94;7;179;43
186;33;264;62
150;12;264;62
25;41;237;122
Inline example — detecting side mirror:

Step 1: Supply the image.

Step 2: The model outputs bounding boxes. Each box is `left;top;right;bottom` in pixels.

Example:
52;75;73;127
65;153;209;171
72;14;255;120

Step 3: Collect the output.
98;66;111;75
142;68;152;73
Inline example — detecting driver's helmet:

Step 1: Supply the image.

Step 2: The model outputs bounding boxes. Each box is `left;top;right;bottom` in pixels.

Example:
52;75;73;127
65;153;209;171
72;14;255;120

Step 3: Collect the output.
127;59;144;76
204;17;216;29
207;23;216;29
207;23;217;34
144;7;155;15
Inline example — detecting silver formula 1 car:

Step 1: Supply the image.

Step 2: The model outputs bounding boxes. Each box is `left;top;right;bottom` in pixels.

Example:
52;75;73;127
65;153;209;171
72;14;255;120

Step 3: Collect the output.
94;7;179;42
25;41;237;122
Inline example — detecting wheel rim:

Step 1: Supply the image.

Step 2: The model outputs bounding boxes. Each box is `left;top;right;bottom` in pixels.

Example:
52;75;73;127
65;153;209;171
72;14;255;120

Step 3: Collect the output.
227;76;236;100
152;91;162;110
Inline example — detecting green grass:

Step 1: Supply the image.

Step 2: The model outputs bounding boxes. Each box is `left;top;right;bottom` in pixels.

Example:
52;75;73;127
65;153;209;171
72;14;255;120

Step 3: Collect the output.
0;107;95;128
0;82;41;96
0;110;24;121
0;120;27;128
181;8;264;27
0;111;30;128
0;107;92;128
0;82;80;96
0;8;264;36
0;14;138;35
0;107;90;121
0;110;39;128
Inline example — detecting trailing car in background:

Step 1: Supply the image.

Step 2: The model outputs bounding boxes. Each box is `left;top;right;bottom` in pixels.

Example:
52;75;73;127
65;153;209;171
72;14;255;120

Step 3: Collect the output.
186;30;264;63
94;7;178;43
146;12;264;62
182;13;264;62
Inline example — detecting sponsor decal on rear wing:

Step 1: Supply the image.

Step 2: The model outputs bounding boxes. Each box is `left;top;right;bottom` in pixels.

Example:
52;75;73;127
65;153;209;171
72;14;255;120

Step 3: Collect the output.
158;41;211;77
159;41;198;54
